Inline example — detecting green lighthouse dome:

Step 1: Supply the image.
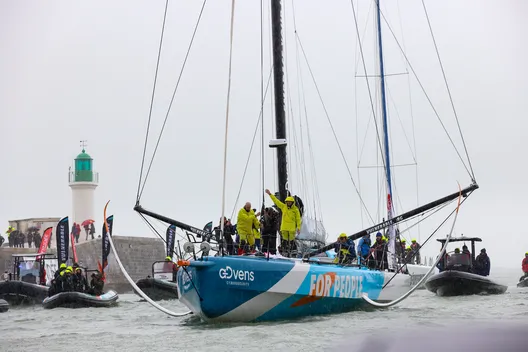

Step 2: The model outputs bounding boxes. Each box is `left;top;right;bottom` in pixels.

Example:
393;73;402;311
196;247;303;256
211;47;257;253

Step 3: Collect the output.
74;149;94;182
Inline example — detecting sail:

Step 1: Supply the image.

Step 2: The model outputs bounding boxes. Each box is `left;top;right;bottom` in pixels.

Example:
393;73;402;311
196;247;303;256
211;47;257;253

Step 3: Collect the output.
297;217;327;245
56;217;69;264
102;215;113;271
166;224;176;258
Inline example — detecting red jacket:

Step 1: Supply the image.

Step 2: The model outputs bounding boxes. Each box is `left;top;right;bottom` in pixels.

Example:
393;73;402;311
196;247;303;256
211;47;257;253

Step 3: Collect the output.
522;257;528;273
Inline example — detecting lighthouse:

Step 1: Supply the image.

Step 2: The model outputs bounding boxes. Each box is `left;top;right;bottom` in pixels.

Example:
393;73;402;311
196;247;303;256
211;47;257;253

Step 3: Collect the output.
69;142;99;243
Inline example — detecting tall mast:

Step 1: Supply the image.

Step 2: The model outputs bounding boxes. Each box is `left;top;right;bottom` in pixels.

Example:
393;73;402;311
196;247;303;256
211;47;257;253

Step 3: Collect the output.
270;0;288;202
375;0;396;268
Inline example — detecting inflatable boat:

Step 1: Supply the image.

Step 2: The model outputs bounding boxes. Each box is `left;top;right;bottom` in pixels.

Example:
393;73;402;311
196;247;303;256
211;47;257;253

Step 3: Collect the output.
0;299;9;313
135;278;178;301
42;290;119;309
0;280;49;305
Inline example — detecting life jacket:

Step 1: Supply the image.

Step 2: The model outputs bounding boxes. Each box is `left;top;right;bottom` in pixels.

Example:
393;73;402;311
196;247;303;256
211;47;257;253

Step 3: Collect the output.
358;237;371;257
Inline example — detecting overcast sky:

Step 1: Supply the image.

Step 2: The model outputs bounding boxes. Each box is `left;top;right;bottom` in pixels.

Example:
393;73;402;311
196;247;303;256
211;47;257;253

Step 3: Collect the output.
1;0;526;268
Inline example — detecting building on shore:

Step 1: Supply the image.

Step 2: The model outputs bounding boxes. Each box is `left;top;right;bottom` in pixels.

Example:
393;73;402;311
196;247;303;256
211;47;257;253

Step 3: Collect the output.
5;217;61;249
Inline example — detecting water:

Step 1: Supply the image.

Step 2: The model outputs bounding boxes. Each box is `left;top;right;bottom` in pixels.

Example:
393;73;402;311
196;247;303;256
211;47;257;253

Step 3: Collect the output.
1;269;527;352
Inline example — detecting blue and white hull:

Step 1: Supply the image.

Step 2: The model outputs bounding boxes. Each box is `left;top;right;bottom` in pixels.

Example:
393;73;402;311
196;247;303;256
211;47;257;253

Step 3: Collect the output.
177;256;413;322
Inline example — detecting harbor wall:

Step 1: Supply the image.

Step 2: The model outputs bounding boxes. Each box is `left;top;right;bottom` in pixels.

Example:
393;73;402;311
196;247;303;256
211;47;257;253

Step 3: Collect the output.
74;236;165;292
0;236;165;293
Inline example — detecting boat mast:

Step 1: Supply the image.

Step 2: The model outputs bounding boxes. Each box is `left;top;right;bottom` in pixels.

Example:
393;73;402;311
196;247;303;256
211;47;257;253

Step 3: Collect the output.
375;0;396;269
270;0;288;202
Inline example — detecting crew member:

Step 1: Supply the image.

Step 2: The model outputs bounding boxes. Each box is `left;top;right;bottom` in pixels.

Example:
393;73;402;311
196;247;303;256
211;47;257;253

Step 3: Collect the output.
265;189;301;257
236;202;259;255
334;233;356;264
520;252;528;282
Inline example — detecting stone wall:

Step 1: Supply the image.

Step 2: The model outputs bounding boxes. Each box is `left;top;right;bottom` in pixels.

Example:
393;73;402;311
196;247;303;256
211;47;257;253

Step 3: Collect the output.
0;236;165;293
74;236;165;292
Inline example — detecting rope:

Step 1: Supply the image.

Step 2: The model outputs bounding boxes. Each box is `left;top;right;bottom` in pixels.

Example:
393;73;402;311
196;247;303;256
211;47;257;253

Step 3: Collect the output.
374;3;474;181
290;1;324;223
362;184;463;307
295;33;375;224
382;193;469;289
421;0;476;182
229;69;274;220
138;0;208;200
136;0;169;203
260;0;265;213
220;0;237;238
349;0;388;204
107;231;191;317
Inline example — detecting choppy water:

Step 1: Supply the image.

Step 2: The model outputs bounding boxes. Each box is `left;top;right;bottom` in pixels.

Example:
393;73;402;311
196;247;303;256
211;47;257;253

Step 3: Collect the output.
2;268;527;352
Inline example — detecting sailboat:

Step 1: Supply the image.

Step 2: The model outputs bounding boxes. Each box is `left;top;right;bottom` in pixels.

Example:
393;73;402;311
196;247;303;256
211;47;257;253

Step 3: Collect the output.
133;0;478;322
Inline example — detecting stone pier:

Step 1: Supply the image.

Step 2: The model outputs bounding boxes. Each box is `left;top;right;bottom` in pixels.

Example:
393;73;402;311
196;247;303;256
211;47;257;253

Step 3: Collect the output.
0;236;165;293
74;236;165;292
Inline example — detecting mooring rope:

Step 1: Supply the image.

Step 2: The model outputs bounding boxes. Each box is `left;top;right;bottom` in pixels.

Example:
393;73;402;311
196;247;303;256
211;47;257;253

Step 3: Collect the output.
361;184;462;307
107;232;191;317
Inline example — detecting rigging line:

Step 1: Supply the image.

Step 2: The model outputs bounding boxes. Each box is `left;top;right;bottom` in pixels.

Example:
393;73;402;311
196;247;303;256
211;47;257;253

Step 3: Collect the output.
138;212;188;246
138;213;164;242
295;33;375;224
353;0;374;78
267;0;277;191
359;162;417;169
230;68;274;220
350;0;389;211
374;4;473;180
260;0;265;210
365;190;462;307
386;86;416;163
294;28;309;202
353;0;363;228
296;40;318;220
380;190;469;291
220;0;237;238
394;0;421;240
290;3;322;222
136;0;169;203
421;0;475;181
284;0;294;189
397;199;454;239
138;0;208;199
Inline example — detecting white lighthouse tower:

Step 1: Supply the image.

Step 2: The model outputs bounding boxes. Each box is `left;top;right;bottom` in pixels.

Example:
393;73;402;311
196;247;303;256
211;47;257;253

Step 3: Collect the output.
69;141;98;243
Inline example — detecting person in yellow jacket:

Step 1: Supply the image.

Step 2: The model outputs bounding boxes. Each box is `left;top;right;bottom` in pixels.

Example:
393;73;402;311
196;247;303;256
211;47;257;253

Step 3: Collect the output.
237;202;260;254
251;208;262;251
265;189;301;257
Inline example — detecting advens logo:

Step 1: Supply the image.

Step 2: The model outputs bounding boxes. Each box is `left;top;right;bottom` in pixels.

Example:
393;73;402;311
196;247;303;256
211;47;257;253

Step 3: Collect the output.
181;270;193;291
218;266;255;286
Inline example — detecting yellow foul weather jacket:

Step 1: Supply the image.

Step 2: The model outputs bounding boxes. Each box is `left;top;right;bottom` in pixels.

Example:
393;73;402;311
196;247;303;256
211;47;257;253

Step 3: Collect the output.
237;208;260;242
269;194;302;233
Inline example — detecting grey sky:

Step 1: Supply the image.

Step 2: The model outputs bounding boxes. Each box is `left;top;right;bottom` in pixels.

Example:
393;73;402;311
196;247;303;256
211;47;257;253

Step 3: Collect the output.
1;0;526;268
